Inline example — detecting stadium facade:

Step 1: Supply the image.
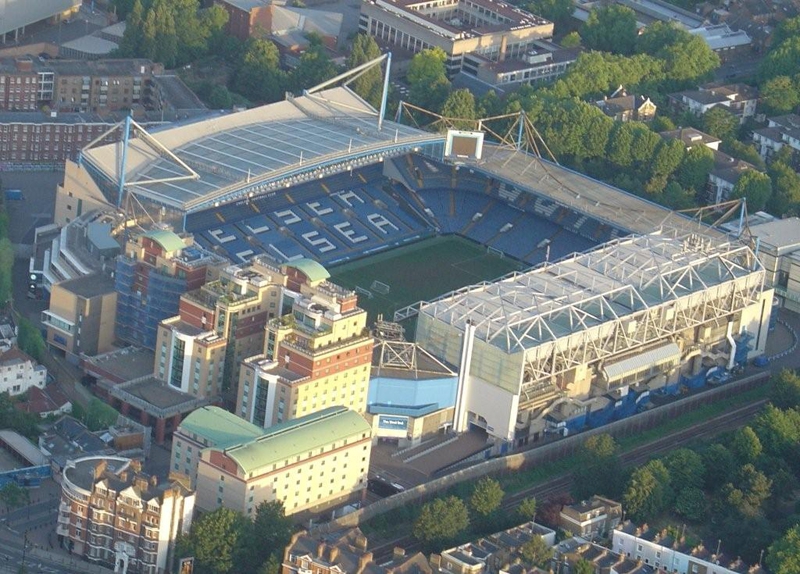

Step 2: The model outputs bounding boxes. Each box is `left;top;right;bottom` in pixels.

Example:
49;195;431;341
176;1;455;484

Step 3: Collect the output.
416;232;772;447
53;57;774;454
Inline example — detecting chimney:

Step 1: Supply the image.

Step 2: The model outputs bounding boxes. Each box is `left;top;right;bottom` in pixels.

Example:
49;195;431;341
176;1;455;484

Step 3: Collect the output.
317;542;326;558
393;547;406;562
430;554;442;568
150;475;159;487
357;551;374;573
284;532;304;562
328;546;339;563
355;534;368;551
93;460;108;480
15;58;33;72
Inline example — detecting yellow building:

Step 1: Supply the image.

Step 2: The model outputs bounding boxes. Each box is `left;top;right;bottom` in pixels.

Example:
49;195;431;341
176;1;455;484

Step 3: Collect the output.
236;260;373;427
190;406;371;516
156;256;289;402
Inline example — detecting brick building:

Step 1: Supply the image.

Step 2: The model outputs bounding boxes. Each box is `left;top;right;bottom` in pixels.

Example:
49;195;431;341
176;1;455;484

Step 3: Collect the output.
56;456;194;574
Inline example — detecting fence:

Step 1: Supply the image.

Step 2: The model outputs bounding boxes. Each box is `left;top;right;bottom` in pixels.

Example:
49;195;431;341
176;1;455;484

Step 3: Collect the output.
0;465;51;488
316;371;770;532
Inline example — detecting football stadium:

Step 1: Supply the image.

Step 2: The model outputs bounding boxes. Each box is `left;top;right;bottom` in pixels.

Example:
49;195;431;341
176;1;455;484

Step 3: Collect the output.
55;56;774;450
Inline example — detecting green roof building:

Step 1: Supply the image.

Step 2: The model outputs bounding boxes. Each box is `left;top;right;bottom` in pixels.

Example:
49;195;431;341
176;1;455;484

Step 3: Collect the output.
173;406;372;516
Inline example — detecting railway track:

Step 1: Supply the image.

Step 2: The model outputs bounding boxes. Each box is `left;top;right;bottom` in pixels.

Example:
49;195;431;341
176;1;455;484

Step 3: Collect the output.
371;399;767;562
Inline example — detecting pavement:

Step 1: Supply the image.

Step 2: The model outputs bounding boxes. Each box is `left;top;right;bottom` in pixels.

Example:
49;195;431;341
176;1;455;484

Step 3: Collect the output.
1;4;108;50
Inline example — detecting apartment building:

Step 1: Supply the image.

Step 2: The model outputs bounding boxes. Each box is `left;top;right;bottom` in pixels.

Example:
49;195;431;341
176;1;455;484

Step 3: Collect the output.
115;229;226;350
43;273;118;361
236;260;373;427
193;406;371;516
668;83;759;124
156;256;289;400
0;113;119;163
0;348;47;396
57;456;194;574
558;496;622;540
752;114;800;166
360;0;553;75
282;528;432;574
0;57;161;113
612;521;761;574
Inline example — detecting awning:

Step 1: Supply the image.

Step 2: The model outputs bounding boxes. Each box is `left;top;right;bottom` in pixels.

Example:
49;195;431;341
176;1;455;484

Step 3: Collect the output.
603;343;681;382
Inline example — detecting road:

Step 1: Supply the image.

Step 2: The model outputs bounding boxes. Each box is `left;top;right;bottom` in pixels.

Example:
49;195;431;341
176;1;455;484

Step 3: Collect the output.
370;398;768;562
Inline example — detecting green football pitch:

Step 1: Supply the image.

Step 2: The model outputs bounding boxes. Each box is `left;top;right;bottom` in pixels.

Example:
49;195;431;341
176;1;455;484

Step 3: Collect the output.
329;235;525;323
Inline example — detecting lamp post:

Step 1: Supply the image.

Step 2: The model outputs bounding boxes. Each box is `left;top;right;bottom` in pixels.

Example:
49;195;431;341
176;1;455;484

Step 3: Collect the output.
21;531;30;573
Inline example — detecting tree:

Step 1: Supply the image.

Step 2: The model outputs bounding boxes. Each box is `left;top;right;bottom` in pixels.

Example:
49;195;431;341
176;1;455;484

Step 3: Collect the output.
767;524;800;574
771;369;800;410
649;139;685;180
674;487;706;522
723;140;766;170
702;443;736;491
561;32;581;48
347;34;383;108
413;496;470;547
761;76;800;115
730;426;763;465
574;559;596;574
519;535;553;567
0;238;12;306
441;89;477;129
242;501;293;572
752;404;800;461
470;477;504;517
701;107;738;142
731;170;772;212
771;15;800;48
524;0;574;27
207;85;233;109
622;460;672;522
117;0;146;56
636;22;718;84
518;497;538;522
16;317;45;362
176;507;249;574
234;39;287;103
662;448;705;490
760;37;800;81
0;482;29;510
650;115;676;132
606;123;637;167
724;464;772;518
768;163;800;216
408;47;450;110
292;43;339;91
572;434;623;500
677;144;714;191
582;5;638;55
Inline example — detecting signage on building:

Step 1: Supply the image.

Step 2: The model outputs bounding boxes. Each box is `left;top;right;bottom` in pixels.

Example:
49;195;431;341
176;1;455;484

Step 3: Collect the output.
378;415;408;431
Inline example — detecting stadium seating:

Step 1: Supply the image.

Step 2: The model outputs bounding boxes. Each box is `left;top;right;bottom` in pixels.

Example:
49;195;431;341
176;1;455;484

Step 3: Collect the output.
188;156;613;269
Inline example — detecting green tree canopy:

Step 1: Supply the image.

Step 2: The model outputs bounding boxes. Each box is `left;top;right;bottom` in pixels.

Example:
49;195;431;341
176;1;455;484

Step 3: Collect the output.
761;76;800;115
723;464;772;518
408;47;450;110
701;107;739;142
702;443;737;491
176;507;250;574
636;22;718;84
771;15;800;47
16;317;45;362
292;43;339;92
768;161;800;216
674;486;706;522
662;448;705;490
767;524;800;574
347;34;383;108
760;37;800;81
0;482;30;509
441;89;478;129
729;426;763;465
771;369;800;410
470;477;505;517
561;32;581;48
413;496;470;547
519;535;554;567
582;5;638;54
523;0;574;27
677;144;715;191
518;497;538;522
622;460;672;522
752;404;800;460
731;170;772;212
573;558;596;574
233;38;288;103
241;501;293;571
573;434;624;500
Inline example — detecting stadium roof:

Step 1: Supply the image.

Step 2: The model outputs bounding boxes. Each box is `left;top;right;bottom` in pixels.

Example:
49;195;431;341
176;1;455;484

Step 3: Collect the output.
0;0;80;36
223;406;370;475
419;233;761;354
459;144;729;242
82;87;443;213
178;406;263;450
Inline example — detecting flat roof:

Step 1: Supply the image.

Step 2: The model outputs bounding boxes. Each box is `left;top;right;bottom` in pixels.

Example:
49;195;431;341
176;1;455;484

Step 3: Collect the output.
124;376;198;409
60;35;118;55
419;233;760;353
178;406;263;449
58;273;116;299
0;0;80;36
84;347;157;382
749;217;800;253
223;406;370;475
0;430;47;466
83;87;441;212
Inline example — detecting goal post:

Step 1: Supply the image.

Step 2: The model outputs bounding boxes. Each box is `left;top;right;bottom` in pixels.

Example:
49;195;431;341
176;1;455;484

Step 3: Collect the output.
355;286;374;299
487;246;505;258
371;280;391;295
